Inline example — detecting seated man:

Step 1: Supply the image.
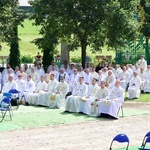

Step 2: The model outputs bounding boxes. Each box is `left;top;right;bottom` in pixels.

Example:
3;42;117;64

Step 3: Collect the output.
90;81;109;116
98;80;124;119
27;75;47;105
78;77;99;115
128;71;142;99
49;76;69;108
65;76;87;112
37;73;58;106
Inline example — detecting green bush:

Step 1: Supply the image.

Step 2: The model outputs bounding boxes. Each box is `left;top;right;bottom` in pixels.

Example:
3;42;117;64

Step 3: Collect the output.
21;54;33;63
71;56;81;63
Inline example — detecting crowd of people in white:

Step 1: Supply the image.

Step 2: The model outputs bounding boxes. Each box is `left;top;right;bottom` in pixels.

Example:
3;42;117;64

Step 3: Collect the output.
0;55;149;119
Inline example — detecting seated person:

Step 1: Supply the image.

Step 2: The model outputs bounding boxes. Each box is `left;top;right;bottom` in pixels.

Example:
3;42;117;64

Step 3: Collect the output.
98;80;124;119
65;76;87;112
27;75;47;105
78;77;99;115
49;76;69;108
37;73;58;106
90;81;109;116
128;71;142;99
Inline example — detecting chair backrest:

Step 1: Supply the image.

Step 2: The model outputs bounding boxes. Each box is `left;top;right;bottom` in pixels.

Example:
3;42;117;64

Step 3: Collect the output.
141;131;150;148
0;97;11;108
9;89;19;94
109;134;129;150
3;92;12;98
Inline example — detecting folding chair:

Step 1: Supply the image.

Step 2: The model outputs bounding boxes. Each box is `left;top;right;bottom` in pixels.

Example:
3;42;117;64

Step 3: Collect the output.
109;133;129;150
9;89;20;109
0;97;12;122
139;131;150;150
117;105;124;117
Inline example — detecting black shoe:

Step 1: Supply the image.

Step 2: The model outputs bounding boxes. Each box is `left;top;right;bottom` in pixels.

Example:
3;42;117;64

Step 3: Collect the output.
25;102;30;106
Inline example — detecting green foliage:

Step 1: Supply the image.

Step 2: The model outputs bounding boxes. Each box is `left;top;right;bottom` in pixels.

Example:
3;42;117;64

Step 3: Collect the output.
71;56;82;63
21;54;33;63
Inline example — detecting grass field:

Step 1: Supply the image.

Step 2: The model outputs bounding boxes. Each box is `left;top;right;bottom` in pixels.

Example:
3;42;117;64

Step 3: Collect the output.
0;19;115;62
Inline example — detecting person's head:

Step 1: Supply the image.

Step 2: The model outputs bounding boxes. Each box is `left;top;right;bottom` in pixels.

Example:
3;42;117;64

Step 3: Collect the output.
6;63;11;69
140;67;144;73
15;66;19;71
60;68;65;74
47;68;51;74
108;70;113;76
8;74;14;82
115;80;121;87
98;70;102;75
50;73;55;80
37;63;42;69
92;78;97;85
60;76;65;82
103;67;108;72
85;68;90;74
18;73;23;79
40;75;45;82
31;67;35;73
122;66;126;71
27;75;32;81
20;67;25;73
79;76;84;83
73;69;78;74
100;81;106;88
70;63;75;69
141;55;144;60
133;71;138;77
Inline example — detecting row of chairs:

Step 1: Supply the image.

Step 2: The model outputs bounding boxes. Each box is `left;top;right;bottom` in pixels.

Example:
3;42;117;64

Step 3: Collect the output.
0;89;20;122
109;131;150;150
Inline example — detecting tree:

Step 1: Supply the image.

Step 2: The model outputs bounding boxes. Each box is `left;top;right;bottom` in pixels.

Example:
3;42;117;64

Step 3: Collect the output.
0;0;25;69
139;0;150;64
30;0;138;68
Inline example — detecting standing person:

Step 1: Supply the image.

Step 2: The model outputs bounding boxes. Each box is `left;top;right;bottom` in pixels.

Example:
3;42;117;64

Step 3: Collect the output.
136;55;147;71
49;76;69;108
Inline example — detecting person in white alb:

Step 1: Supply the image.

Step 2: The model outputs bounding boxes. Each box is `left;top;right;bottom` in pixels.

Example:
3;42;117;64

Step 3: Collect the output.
98;80;124;119
144;65;150;92
27;75;47;105
49;76;69;108
90;81;109;116
78;77;99;115
105;70;116;90
2;74;18;93
65;76;87;112
84;68;93;85
136;55;147;71
37;73;58;106
138;67;148;92
118;66;130;91
128;71;142;99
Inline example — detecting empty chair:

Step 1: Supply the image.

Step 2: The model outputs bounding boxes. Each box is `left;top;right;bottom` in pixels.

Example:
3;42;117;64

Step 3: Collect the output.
139;131;150;150
0;97;12;122
109;133;129;150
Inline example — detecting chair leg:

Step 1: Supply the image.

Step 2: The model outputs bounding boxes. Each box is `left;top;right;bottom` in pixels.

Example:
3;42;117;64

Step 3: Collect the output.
0;110;7;122
121;106;124;117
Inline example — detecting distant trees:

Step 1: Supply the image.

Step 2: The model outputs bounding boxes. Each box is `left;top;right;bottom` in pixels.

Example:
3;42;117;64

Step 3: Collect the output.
30;0;138;68
139;0;150;64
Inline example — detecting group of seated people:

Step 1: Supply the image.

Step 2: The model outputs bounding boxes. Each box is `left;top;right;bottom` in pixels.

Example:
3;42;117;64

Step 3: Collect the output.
0;55;149;119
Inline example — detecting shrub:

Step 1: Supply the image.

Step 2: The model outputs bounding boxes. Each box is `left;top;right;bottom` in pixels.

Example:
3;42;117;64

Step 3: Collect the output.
71;56;81;63
21;54;33;63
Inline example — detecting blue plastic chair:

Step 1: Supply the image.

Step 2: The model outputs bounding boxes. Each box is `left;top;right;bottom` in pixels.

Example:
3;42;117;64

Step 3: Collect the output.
0;97;12;122
9;89;20;109
139;131;150;150
109;133;129;150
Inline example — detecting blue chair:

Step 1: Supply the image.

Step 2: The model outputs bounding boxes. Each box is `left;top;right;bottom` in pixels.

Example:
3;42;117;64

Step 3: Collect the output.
109;133;129;150
8;89;20;109
139;131;150;150
0;97;12;122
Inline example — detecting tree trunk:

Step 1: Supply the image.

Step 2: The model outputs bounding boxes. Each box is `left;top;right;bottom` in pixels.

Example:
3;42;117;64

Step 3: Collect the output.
42;47;54;72
81;40;87;68
61;42;69;64
9;25;20;69
145;38;150;64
